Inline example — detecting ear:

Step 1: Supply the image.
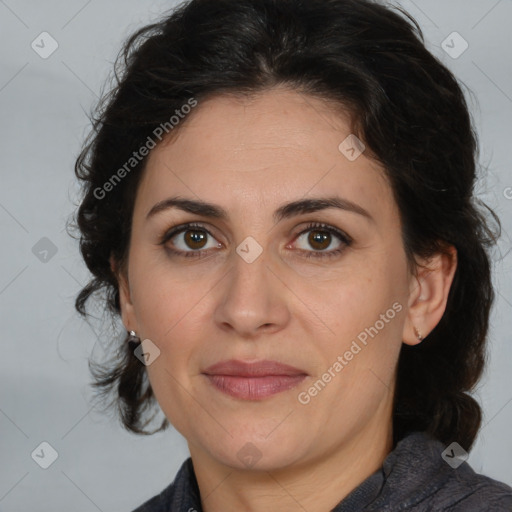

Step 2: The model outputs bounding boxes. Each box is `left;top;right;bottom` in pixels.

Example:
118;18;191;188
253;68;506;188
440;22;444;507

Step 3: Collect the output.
402;245;457;346
110;254;137;333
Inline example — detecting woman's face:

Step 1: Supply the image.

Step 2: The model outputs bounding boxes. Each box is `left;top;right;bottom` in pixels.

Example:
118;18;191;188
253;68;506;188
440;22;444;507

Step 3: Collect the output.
118;87;419;471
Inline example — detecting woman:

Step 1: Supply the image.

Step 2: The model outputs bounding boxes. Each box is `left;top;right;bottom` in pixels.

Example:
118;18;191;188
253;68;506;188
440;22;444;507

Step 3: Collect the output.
72;0;512;510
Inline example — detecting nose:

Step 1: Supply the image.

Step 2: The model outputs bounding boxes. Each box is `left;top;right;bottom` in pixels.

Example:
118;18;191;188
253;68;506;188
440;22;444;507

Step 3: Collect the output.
213;247;291;339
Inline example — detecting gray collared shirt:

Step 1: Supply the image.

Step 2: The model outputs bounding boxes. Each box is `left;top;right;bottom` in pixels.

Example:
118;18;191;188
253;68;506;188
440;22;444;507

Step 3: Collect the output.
131;431;512;511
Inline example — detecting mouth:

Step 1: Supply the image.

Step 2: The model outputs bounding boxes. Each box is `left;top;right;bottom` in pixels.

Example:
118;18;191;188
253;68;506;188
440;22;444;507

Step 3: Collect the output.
202;359;308;400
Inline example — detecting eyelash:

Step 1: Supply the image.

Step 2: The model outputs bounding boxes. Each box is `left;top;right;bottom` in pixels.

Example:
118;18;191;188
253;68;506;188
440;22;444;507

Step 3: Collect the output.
159;222;352;260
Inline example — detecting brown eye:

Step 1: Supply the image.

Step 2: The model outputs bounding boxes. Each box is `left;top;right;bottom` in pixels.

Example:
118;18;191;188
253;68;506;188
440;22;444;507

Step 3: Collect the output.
183;229;208;250
291;222;352;259
161;223;222;258
308;230;332;251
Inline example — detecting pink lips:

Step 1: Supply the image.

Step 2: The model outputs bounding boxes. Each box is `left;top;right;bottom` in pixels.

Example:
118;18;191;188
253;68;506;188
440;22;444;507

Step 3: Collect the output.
202;359;308;400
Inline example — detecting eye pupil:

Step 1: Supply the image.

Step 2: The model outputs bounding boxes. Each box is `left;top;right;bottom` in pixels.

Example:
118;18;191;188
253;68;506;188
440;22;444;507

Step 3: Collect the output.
185;230;207;249
308;230;331;250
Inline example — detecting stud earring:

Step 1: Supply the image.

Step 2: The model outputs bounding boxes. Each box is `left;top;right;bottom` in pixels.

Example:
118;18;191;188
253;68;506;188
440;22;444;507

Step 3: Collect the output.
127;330;140;345
413;326;423;341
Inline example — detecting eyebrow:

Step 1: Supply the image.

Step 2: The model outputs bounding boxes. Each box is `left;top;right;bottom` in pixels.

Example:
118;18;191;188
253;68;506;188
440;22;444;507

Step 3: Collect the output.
146;195;373;223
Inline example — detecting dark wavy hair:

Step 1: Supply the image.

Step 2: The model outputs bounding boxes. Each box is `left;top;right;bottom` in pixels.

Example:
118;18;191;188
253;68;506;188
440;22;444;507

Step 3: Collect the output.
72;0;500;450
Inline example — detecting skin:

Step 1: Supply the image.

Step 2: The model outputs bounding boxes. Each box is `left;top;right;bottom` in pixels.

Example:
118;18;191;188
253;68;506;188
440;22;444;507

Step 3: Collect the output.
114;86;457;512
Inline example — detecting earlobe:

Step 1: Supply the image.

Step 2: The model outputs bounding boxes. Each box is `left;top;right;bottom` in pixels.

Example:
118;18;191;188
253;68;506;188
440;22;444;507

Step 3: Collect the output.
403;245;457;346
413;326;424;342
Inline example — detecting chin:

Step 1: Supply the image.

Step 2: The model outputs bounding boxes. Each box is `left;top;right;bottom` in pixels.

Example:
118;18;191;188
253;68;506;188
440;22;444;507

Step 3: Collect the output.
195;428;309;472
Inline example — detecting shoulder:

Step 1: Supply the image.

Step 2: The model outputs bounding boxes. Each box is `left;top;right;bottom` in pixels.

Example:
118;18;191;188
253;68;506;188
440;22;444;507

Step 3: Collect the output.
428;464;512;511
129;458;201;512
382;432;512;511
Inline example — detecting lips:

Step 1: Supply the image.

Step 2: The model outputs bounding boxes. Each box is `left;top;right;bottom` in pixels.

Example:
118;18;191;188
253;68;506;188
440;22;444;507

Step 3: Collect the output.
202;359;308;400
203;359;307;377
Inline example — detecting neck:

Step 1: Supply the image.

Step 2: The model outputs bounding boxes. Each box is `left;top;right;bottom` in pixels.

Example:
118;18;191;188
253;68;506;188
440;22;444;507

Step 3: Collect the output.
189;416;393;512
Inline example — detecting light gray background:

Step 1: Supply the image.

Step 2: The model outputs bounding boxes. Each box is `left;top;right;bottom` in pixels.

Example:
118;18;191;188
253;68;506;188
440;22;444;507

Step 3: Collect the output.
1;1;511;510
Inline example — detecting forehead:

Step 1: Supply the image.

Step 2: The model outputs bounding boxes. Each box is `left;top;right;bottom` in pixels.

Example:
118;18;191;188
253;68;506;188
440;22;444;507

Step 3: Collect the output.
137;87;394;224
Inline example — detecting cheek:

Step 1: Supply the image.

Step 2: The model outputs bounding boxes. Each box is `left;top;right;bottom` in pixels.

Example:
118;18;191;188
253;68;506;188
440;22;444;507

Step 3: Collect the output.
128;259;219;394
307;255;407;397
308;260;405;342
307;275;405;428
128;245;215;337
129;271;210;433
